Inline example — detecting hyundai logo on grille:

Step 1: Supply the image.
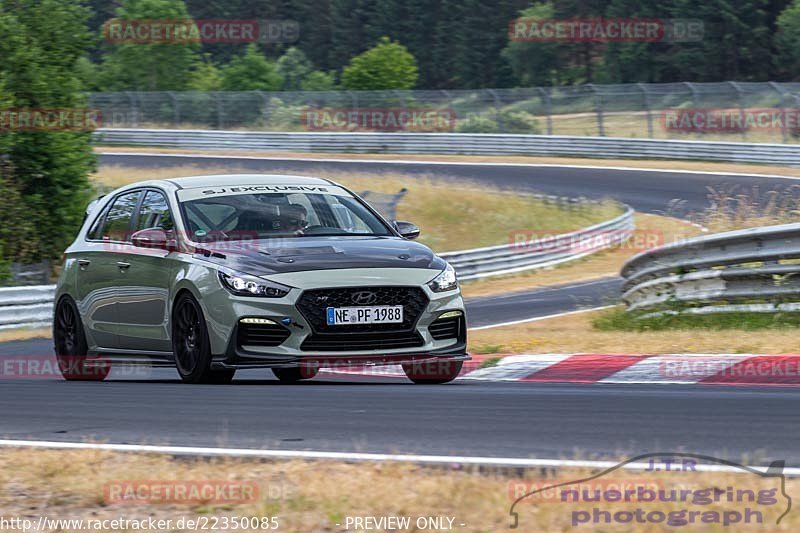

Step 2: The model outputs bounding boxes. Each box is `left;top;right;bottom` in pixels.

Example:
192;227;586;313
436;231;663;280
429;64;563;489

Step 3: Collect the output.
351;291;378;305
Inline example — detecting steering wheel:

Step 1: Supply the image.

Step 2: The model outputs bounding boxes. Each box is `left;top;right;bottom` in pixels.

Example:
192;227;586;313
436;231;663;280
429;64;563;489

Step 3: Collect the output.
302;225;343;235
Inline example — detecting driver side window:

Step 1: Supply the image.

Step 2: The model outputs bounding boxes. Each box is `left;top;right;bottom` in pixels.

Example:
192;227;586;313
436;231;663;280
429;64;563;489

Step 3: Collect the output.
135;191;174;232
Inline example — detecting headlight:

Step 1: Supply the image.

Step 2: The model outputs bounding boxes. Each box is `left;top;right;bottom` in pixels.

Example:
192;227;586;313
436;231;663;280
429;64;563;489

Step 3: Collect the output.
428;263;458;292
218;270;292;298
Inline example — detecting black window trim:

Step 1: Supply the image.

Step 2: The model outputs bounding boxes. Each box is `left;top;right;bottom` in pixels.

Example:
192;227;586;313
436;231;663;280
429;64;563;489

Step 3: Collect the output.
135;188;175;234
85;187;171;244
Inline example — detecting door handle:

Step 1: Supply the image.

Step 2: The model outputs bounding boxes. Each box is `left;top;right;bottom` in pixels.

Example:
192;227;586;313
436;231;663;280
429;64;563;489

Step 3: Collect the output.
77;259;91;268
116;261;131;270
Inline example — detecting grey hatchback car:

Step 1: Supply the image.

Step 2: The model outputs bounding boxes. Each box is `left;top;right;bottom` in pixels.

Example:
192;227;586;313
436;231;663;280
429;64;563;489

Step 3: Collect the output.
53;175;468;384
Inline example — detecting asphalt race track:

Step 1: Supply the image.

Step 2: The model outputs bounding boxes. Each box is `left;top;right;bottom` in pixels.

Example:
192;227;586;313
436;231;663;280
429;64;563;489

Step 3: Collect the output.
1;376;799;464
1;155;799;465
99;152;800;215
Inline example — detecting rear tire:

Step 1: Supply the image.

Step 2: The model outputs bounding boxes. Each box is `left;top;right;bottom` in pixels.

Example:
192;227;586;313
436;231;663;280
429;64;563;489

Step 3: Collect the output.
272;366;319;383
53;297;110;381
172;293;235;384
402;360;463;384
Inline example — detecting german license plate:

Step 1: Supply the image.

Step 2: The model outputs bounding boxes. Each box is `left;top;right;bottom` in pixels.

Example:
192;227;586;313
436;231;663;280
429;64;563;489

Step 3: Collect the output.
326;305;403;325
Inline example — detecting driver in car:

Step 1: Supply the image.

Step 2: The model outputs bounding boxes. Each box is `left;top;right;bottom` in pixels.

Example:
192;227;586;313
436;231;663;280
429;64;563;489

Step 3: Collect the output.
284;204;308;235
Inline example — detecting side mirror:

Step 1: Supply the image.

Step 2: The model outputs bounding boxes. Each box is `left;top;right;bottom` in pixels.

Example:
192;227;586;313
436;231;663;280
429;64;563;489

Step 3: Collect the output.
393;220;420;240
131;228;170;250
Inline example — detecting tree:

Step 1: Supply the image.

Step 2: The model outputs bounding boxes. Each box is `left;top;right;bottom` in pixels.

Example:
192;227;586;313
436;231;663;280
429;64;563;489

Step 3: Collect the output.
301;71;338;91
0;0;95;262
74;56;101;92
277;47;313;90
97;0;201;91
187;55;223;91
220;44;283;91
501;2;565;86
341;37;418;90
776;0;800;79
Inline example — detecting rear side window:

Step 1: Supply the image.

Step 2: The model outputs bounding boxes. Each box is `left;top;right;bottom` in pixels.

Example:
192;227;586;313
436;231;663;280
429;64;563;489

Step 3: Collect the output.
92;190;142;241
135;191;174;232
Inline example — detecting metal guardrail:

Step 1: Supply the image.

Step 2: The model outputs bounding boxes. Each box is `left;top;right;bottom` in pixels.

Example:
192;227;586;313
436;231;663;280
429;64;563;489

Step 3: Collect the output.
96;129;800;165
444;206;634;280
0;207;633;330
621;223;800;315
0;285;55;331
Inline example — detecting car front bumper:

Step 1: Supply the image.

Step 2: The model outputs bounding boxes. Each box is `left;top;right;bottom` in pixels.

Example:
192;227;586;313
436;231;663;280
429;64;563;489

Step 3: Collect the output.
199;268;468;369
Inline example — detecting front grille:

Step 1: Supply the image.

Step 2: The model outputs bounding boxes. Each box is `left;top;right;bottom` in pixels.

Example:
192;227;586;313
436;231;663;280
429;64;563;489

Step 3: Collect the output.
300;331;424;352
296;286;429;333
237;323;291;348
429;316;464;340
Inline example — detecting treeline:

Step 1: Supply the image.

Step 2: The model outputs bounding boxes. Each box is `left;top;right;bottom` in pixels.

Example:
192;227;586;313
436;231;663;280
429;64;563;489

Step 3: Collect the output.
5;0;800;271
80;0;800;91
0;0;95;272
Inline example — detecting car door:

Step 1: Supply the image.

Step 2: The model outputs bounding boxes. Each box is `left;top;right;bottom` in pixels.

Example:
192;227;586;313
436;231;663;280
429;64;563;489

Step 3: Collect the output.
76;189;143;350
115;189;176;353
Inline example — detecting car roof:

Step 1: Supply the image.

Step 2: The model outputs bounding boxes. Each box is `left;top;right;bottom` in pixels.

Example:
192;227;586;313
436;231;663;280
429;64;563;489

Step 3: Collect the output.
165;174;335;189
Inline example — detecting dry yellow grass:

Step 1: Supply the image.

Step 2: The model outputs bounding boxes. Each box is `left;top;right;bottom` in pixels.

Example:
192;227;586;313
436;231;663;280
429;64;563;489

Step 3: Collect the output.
468;307;800;355
96;146;800;177
93;165;620;252
0;448;797;532
0;328;50;343
460;213;701;298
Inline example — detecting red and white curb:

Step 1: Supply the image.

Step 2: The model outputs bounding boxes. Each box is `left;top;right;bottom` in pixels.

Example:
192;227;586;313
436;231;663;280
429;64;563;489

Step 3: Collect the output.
325;354;800;386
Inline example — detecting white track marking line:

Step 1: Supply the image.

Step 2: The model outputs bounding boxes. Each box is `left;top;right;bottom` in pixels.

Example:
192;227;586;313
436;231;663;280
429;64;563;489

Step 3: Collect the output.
463;354;570;381
469;306;613;331
0;439;797;474
98;152;800;181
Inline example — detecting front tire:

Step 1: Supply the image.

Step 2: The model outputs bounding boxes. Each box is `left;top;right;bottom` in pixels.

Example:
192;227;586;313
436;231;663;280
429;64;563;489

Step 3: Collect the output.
172;293;235;384
402;360;463;384
53;297;110;381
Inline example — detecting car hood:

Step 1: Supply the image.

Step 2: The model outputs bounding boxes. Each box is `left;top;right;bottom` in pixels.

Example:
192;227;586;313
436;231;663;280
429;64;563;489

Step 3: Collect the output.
194;236;447;277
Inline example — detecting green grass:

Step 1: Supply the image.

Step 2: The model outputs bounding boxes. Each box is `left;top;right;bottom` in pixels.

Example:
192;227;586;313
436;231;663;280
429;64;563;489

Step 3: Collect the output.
472;344;505;355
593;306;800;332
479;357;502;368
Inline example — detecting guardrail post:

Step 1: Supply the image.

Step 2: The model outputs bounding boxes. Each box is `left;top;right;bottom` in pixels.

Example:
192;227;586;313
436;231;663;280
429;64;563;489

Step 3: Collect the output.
684;82;698;108
769;81;789;143
488;89;503;132
589;84;605;137
538;87;553;135
637;83;653;139
124;91;139;127
347;90;359;117
729;81;747;141
167;91;180;126
256;90;271;128
215;92;224;130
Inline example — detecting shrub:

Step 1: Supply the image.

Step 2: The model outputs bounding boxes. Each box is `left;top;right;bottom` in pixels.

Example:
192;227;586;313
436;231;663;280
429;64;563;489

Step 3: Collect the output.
455;115;499;133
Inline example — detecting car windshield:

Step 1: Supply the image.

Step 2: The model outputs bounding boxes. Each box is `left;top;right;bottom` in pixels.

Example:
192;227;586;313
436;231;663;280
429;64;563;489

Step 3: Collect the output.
178;187;392;240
